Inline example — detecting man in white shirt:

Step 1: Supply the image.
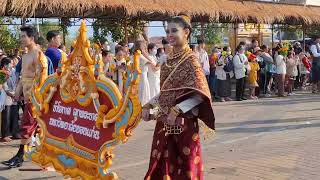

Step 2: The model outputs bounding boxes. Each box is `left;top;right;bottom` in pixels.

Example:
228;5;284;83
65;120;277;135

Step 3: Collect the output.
310;35;320;93
197;39;210;81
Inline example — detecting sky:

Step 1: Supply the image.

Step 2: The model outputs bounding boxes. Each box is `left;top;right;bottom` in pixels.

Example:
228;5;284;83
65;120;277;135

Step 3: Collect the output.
67;21;166;40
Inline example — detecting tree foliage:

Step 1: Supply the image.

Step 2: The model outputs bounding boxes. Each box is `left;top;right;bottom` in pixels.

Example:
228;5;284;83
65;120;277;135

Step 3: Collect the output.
192;23;225;45
92;19;146;43
0;18;19;53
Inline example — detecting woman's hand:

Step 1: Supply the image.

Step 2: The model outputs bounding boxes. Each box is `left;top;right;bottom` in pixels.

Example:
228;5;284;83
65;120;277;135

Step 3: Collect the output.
166;111;177;125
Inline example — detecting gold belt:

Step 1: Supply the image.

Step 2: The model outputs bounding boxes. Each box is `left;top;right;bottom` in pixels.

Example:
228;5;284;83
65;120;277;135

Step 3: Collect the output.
164;123;183;136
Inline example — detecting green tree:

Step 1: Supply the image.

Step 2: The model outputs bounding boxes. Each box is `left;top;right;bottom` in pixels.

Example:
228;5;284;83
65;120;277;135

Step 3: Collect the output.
0;18;19;53
192;23;225;45
38;19;71;48
92;19;145;43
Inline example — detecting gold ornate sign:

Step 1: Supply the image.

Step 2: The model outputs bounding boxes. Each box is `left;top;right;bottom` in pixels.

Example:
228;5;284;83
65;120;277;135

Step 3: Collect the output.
26;21;142;180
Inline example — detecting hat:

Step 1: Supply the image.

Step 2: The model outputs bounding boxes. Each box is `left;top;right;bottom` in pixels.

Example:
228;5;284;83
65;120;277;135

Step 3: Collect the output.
248;54;257;62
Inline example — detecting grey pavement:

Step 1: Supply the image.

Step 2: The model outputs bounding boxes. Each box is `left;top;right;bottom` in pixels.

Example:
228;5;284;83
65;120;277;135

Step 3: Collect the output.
1;92;320;180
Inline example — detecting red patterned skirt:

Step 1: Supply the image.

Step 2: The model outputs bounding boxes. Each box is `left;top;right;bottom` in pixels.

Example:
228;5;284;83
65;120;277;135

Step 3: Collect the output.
20;103;37;139
145;118;203;180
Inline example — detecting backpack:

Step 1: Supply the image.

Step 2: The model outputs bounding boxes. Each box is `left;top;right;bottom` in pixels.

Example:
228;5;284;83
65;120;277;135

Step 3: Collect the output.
223;55;234;72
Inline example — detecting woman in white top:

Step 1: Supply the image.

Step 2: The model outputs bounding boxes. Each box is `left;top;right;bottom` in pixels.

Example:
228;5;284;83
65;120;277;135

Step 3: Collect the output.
135;41;157;106
147;43;161;99
275;47;287;97
216;46;234;102
233;45;248;101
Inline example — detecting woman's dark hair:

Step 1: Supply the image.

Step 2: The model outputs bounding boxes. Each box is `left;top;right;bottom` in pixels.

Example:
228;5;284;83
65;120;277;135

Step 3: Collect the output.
238;41;246;47
190;44;196;51
162;39;169;45
46;30;60;42
20;26;38;42
168;14;192;39
115;46;127;54
197;39;204;45
58;44;65;50
134;40;147;52
236;45;245;52
223;46;229;52
147;43;156;52
261;45;268;51
101;49;110;57
156;48;164;58
0;57;12;69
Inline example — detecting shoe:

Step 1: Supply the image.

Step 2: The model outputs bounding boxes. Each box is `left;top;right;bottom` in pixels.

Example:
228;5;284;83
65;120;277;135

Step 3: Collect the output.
8;156;24;168
2;155;18;166
220;98;226;102
236;98;243;101
265;94;271;97
225;97;233;101
287;93;293;96
2;136;12;142
241;97;248;100
12;134;22;139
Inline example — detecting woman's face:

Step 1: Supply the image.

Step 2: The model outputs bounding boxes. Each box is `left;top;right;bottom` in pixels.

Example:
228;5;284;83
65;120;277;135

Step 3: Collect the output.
166;22;189;47
116;50;126;61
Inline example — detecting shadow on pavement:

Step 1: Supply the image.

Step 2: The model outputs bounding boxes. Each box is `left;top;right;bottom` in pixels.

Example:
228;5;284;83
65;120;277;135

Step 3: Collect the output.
0;167;11;171
22;176;58;180
218;121;320;134
216;94;320;107
0;176;10;180
216;116;319;128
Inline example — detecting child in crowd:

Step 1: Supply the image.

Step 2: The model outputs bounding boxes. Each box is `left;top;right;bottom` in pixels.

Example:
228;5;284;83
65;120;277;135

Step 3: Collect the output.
286;51;298;96
299;52;311;90
248;54;260;99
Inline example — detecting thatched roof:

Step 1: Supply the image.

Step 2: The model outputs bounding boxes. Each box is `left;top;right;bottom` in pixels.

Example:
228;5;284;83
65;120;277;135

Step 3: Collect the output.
1;0;320;24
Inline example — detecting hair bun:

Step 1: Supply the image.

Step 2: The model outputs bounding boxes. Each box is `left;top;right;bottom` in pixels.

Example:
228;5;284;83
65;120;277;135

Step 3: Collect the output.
178;13;191;24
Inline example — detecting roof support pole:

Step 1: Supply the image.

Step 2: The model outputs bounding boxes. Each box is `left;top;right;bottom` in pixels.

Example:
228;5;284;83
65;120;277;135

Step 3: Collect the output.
124;18;129;44
234;23;238;53
200;17;205;41
258;23;261;46
278;24;282;44
302;24;306;52
271;24;274;49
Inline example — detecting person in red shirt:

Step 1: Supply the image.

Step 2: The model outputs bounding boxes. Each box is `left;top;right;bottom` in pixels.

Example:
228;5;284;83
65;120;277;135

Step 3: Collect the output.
300;52;312;90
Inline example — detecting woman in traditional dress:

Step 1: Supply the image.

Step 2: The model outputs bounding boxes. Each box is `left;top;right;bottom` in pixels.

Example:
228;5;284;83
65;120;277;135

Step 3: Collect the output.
135;40;156;106
147;43;161;99
142;14;215;180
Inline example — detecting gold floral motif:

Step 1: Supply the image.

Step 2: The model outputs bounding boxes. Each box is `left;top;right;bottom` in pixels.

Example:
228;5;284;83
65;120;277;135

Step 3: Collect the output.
192;133;199;141
163;175;171;180
164;150;169;158
152;149;158;158
201;165;204;172
183;147;191;156
187;171;193;179
194;156;201;165
177;156;183;165
169;164;174;173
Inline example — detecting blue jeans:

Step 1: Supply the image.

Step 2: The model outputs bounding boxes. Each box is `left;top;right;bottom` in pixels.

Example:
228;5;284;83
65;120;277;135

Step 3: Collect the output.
209;70;217;97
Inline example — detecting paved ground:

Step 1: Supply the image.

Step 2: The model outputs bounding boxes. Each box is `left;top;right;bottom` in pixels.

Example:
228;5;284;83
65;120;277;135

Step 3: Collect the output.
1;91;320;180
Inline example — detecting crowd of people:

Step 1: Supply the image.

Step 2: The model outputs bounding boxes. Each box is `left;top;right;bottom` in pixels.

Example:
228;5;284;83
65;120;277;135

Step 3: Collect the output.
190;38;319;102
